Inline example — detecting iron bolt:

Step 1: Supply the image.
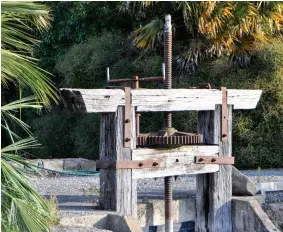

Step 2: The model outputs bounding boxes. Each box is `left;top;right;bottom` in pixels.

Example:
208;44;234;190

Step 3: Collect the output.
152;162;158;166
176;159;179;162
198;158;204;162
222;134;227;138
138;162;143;167
211;158;217;162
125;138;130;142
125;119;130;123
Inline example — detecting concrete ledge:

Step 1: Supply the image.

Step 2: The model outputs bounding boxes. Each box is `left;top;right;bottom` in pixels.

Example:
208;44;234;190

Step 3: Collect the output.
138;198;195;227
59;211;142;232
25;158;96;171
232;196;280;232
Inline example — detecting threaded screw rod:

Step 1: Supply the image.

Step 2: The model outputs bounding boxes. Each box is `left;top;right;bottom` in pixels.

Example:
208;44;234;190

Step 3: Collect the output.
164;15;172;129
164;14;173;232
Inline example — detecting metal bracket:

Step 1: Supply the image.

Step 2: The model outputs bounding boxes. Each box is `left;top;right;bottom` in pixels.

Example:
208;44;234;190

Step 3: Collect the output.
221;87;228;141
96;160;161;170
195;156;234;165
124;87;131;148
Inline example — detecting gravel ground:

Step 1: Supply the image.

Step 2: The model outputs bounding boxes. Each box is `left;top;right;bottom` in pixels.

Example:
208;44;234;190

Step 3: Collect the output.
50;226;111;232
30;169;283;203
29;169;283;231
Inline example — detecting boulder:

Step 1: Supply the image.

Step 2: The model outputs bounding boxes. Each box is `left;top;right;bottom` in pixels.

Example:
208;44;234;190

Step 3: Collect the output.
63;159;81;170
232;166;257;196
44;159;64;171
262;203;283;231
80;159;96;170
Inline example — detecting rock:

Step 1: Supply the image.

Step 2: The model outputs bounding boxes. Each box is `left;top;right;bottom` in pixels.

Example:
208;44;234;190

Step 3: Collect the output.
44;159;64;171
232;166;257;196
80;159;96;170
262;202;283;231
63;159;81;170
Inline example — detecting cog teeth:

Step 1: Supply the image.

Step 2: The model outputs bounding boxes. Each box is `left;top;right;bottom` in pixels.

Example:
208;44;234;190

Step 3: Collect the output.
136;135;203;146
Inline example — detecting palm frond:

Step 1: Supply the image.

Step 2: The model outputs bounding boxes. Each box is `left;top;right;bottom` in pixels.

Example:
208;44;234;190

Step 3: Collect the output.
131;19;163;49
1;2;59;109
1;159;52;232
1;96;43;140
1;50;59;109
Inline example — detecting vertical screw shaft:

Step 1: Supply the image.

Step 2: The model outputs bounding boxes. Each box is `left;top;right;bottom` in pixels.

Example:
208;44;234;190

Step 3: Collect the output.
165;176;173;231
164;15;173;232
164;15;172;129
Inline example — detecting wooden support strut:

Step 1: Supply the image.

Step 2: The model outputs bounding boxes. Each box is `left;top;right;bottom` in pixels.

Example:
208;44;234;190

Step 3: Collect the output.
222;87;228;141
97;160;161;169
124;87;131;147
195;156;234;165
97;155;233;170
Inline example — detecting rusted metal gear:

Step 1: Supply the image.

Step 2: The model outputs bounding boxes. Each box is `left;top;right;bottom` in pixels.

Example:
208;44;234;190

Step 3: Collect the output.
136;134;202;146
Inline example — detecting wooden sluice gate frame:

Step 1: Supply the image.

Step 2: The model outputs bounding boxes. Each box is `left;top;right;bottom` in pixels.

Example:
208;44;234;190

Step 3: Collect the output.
60;86;262;232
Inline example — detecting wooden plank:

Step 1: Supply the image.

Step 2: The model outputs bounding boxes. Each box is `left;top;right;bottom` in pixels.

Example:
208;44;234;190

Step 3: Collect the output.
60;88;261;113
99;106;136;215
196;105;233;232
133;89;262;112
195;156;234;165
61;88;124;113
132;146;219;179
96;160;161;169
227;89;262;109
133;89;221;111
124;87;131;148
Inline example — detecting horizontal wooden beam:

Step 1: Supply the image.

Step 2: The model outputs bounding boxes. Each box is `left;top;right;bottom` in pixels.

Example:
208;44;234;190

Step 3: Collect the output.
60;88;262;113
131;145;219;179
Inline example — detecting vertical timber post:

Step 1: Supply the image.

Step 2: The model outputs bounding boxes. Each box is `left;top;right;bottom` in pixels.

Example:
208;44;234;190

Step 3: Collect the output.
196;105;233;232
99;106;137;215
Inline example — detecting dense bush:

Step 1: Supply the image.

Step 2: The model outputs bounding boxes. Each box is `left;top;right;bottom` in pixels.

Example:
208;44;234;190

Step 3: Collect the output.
30;32;283;169
175;40;283;169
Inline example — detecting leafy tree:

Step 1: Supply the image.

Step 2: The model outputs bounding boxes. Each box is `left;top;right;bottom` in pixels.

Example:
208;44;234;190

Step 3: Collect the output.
1;2;58;231
121;1;283;71
36;1;134;80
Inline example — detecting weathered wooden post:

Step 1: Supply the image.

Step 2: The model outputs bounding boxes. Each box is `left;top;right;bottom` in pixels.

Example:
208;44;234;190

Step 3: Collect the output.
196;102;233;232
99;102;137;215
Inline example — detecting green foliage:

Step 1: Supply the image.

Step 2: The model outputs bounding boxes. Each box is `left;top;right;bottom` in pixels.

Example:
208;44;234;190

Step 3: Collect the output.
37;2;134;78
1;2;58;109
1;2;58;231
174;39;283;169
124;1;283;70
30;108;99;160
55;32;134;88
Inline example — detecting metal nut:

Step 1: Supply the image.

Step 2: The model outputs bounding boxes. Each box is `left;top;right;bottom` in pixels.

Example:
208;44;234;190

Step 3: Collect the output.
211;158;217;162
125;119;130;123
125;138;130;142
138;162;143;167
198;158;204;162
152;162;158;166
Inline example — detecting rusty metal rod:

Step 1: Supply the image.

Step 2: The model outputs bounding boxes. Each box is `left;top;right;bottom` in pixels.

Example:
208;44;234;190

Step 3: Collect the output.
107;76;164;83
165;176;173;232
164;15;172;129
133;76;140;136
164;14;173;232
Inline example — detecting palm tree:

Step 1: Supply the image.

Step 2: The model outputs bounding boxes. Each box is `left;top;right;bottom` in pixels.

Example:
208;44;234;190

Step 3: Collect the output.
1;2;59;231
120;1;283;71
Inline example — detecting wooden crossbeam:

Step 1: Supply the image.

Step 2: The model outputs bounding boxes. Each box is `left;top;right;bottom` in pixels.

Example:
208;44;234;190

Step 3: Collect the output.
131;146;219;179
60;88;262;113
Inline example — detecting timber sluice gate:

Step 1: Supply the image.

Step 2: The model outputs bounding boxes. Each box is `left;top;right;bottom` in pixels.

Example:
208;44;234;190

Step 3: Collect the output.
60;14;262;232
